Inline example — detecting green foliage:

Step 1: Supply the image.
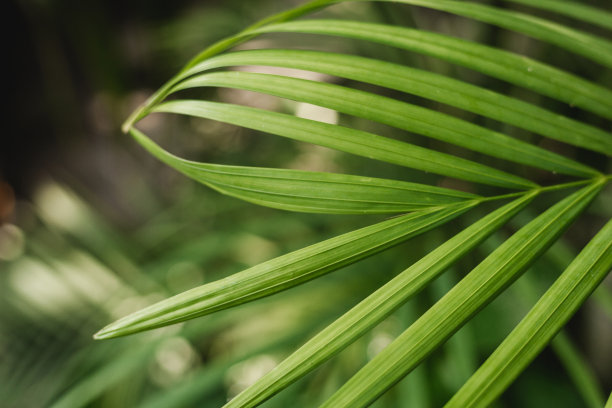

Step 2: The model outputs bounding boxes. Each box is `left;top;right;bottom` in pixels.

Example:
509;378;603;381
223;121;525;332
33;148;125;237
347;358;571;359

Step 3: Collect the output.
95;200;474;339
448;216;612;407
321;183;603;407
102;0;612;406
7;0;609;407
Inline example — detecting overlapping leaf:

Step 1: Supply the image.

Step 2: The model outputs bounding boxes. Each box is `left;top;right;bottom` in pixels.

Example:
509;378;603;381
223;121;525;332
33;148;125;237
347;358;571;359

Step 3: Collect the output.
225;193;535;408
505;0;612;30
447;217;612;407
131;127;476;214
173;71;602;174
388;0;612;68
123;0;612;130
180;49;612;156
154;100;536;189
251;20;612;119
321;181;604;407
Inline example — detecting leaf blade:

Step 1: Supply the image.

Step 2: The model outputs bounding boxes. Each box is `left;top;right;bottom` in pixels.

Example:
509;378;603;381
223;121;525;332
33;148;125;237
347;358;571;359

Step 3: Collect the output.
252;20;612;119
154;100;537;189
390;0;612;68
175;70;602;175
94;201;476;339
446;216;612;408
321;181;605;408
130;127;477;214
505;0;612;30
182;49;612;156
224;193;536;408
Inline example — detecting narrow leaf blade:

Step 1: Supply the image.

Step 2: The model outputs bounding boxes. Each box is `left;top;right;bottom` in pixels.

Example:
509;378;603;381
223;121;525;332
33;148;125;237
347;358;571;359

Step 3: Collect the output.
321;181;605;408
505;0;612;30
447;216;612;408
174;70;602;175
253;20;612;119
183;49;612;156
130;127;477;214
391;0;612;68
94;201;476;339
225;193;535;408
154;100;537;189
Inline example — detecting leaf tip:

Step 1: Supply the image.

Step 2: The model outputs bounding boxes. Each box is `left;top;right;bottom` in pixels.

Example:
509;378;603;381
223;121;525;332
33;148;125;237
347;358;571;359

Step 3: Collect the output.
121;122;131;134
93;327;112;340
93;322;124;340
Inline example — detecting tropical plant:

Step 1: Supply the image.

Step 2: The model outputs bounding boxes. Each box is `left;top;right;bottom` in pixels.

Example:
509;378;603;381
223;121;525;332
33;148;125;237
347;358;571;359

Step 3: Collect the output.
94;0;611;407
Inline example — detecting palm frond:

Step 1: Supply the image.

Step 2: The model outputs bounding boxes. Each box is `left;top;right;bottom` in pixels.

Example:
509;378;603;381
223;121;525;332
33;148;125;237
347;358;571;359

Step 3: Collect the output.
448;216;612;407
320;182;604;407
92;0;612;406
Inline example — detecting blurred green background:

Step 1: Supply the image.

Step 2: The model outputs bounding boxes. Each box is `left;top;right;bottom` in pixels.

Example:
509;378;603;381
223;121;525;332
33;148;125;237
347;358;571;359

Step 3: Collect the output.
2;0;611;407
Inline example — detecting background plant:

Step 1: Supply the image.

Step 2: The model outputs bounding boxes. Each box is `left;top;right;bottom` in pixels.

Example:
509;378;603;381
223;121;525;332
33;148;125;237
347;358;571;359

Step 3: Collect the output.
2;0;611;407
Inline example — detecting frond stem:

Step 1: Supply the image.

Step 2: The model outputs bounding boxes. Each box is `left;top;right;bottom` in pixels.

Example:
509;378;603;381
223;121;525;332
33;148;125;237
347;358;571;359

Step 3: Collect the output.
478;176;610;204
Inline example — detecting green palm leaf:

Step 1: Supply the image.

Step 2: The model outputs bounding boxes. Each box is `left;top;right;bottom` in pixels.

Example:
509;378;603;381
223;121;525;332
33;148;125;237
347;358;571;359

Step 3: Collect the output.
321;181;604;407
225;193;535;408
388;0;612;68
447;217;612;407
155;100;535;189
505;0;612;30
181;49;612;156
95;201;475;339
131;127;476;214
253;20;612;119
92;1;612;407
173;71;600;176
